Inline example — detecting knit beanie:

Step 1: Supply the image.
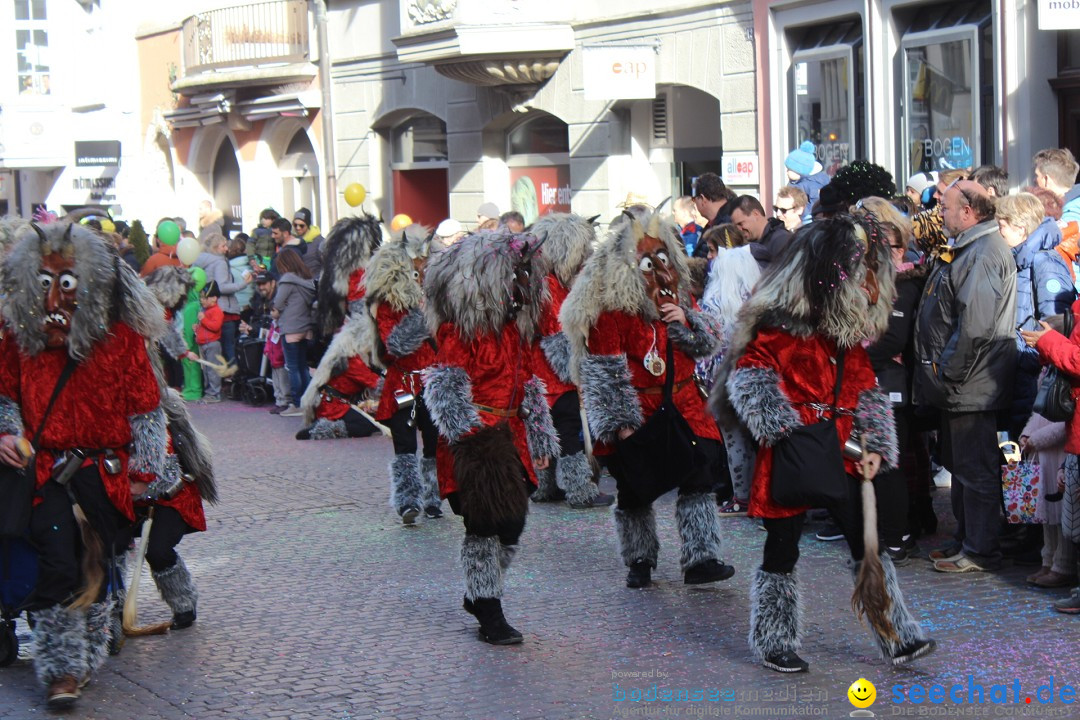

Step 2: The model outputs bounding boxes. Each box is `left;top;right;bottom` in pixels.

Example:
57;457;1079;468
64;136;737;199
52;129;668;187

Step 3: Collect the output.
785;141;817;177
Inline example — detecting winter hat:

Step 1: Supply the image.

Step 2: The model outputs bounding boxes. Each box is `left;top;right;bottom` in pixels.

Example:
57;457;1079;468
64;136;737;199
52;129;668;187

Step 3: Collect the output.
905;171;936;197
293;208;313;226
435;219;463;238
201;280;221;298
785;141;817;177
476;202;499;221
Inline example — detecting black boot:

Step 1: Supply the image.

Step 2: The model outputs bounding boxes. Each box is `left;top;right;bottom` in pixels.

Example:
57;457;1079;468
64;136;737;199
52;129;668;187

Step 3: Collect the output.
684;559;736;585
172;609;196;630
469;598;523;645
626;560;653;589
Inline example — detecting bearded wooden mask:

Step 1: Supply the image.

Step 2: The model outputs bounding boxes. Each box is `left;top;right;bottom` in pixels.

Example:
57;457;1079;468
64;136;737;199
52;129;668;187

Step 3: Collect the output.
39;251;78;348
636;233;678;312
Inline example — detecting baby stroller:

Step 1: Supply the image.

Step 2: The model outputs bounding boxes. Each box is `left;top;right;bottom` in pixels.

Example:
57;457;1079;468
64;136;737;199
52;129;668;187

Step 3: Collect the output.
233;325;274;406
0;536;37;666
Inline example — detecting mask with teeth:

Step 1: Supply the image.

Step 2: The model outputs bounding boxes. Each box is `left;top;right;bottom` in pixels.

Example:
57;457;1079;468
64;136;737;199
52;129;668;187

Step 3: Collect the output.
636;233;679;313
39;251;78;348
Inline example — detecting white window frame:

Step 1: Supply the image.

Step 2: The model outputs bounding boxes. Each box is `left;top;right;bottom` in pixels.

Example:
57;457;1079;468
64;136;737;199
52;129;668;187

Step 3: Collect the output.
390;114;449;171
13;0;49;96
791;44;857;174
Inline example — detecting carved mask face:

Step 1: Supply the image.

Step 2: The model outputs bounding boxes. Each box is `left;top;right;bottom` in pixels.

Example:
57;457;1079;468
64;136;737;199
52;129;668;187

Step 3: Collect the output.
508;258;533;319
39;251;78;348
636;234;678;311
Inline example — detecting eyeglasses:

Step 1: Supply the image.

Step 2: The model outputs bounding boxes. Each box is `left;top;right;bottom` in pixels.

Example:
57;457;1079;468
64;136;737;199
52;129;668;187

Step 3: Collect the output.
774;205;795;216
293;222;307;229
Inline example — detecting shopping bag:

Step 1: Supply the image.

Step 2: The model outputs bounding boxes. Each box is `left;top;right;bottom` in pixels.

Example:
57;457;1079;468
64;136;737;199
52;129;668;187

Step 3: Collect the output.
1001;460;1042;524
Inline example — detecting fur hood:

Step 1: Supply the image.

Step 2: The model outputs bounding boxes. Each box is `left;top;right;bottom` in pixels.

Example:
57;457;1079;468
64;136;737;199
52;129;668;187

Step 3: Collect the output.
711;214;896;416
559;210;691;377
317;213;383;334
199;207;224;229
144;266;195;312
363;224;431;313
529;213;595;287
1;222;167;359
423;229;547;340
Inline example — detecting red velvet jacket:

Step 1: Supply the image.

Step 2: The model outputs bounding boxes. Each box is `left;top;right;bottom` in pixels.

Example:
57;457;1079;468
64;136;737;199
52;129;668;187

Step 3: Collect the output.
316;357;381;422
0;323;161;522
735;328;878;519
433;322;541;496
374;304;437;421
1035;297;1080;453
534;275;576;404
588;310;721;453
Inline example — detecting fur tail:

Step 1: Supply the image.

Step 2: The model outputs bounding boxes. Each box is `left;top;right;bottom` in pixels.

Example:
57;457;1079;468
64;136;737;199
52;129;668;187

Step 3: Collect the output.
851;477;897;644
69;505;103;611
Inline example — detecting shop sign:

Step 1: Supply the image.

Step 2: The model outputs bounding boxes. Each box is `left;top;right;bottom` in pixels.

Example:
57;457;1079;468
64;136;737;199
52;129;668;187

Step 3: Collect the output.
65;168;119;205
74;140;121;167
583;46;656;101
722;153;759;185
509;165;571;225
1039;0;1080;30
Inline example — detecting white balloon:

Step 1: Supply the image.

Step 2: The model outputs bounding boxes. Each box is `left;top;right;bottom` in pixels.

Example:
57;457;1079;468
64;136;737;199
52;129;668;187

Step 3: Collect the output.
176;236;201;266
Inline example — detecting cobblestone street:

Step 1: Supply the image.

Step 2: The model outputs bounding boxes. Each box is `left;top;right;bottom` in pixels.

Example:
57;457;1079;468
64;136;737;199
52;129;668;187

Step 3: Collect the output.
1;401;1077;719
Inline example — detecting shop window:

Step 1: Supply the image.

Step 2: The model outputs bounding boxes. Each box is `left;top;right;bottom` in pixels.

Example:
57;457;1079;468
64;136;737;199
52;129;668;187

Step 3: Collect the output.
507;114;569;157
898;0;992;179
14;0;49;95
788;19;864;177
506;113;570;226
391;115;448;166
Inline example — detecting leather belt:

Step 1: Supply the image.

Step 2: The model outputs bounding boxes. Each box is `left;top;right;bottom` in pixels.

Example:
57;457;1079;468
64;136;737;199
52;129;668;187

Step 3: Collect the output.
475;404;519;418
637;378;693;395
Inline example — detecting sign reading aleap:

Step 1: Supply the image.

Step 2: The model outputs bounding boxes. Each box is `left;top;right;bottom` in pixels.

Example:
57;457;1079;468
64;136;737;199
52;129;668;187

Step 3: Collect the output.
1039;0;1080;29
583;46;656;101
722;153;760;185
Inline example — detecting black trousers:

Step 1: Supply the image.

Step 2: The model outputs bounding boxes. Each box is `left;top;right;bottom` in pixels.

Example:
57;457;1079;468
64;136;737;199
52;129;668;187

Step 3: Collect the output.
137;505;194;573
550;391;583;457
28;467;131;608
874;408;911;547
386;396;438;457
940;410;1003;566
762;473;866;574
611;436;726;511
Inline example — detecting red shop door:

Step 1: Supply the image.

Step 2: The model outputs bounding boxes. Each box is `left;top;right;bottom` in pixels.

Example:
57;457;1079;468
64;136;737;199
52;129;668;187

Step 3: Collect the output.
392;169;449;229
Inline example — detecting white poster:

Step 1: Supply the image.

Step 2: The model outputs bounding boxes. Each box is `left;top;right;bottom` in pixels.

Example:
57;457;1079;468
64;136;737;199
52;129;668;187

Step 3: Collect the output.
583;46;656;101
722;153;760;185
1039;0;1080;30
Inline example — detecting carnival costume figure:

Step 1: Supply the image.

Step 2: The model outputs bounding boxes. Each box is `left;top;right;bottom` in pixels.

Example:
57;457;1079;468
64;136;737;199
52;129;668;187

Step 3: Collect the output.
422;229;559;645
316;213;383;336
528;213;613;509
560;211;734;589
714;215;935;673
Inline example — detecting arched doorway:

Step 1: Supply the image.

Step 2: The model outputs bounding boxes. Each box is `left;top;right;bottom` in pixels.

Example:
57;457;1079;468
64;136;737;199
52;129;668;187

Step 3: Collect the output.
388;112;448;228
212;138;242;234
656;84;722;197
280;129;320;222
505;111;569;226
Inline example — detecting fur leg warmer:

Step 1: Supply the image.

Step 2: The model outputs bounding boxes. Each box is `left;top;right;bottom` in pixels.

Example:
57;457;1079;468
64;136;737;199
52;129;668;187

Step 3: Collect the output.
499;543;518;572
530;464;562;502
30;605;89;685
675;493;724;571
308;418;350;440
420;456;441;509
749;567;802;661
462;535;502;601
614;506;660;568
855;553;928;659
152;557;198;615
390;453;423;514
559;452;600;506
85;600;113;673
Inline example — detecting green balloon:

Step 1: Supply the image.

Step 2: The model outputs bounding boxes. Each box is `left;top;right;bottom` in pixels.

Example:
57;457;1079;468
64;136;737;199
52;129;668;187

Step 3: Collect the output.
157;220;180;246
190;266;207;293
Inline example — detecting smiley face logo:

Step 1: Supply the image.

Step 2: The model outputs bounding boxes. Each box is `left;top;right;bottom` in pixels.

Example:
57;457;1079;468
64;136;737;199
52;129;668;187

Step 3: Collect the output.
848;678;876;709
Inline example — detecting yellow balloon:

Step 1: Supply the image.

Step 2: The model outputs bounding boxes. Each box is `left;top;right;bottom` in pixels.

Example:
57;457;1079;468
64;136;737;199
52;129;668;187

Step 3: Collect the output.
390;214;413;232
344;183;366;207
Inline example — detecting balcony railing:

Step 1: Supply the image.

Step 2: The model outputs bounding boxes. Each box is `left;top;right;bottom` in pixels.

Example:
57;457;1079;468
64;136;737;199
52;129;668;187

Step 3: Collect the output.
181;0;309;74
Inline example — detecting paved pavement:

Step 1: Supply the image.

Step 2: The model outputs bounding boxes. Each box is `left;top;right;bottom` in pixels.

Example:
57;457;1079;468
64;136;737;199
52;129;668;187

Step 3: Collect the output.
1;399;1078;719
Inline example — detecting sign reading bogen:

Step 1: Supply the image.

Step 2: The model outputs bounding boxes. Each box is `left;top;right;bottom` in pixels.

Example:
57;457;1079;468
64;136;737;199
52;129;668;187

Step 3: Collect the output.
583;46;656;101
1039;0;1080;29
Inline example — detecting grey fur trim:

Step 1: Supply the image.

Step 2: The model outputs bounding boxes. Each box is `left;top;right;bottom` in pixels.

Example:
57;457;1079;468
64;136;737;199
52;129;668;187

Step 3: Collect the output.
160;323;189;360
855;389;899;470
364;228;428;313
302;312;378;424
423;229;548;340
389;453;423;513
422;365;481;443
862;553;927;659
145;454;183;501
385;308;430;359
2;222;167;359
420;456;441;508
308;418;349;440
580;354;644;444
159;387;217;504
144;266;195;312
675;493;724;571
522;376;560;460
667;309;722;360
462;535;502;600
540;331;573;384
530;213;595;287
724;367;801;445
128;407;168;477
30;605;88;685
499;543;518;572
614;506;660;568
749;567;802;661
530;465;562;501
0;394;24;436
558;451;599;506
152;557;198;614
85;600;112;673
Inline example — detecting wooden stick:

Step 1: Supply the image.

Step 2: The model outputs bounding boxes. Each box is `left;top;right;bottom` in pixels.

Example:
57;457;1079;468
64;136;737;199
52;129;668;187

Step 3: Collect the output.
123;508;171;637
348;402;393;438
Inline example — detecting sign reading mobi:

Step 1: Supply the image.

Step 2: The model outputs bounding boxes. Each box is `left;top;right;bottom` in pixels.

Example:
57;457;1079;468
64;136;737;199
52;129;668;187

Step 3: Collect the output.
1039;0;1080;29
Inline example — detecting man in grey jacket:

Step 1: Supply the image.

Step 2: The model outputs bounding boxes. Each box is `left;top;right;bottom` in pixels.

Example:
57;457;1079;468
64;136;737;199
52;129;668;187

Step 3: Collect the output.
914;180;1017;573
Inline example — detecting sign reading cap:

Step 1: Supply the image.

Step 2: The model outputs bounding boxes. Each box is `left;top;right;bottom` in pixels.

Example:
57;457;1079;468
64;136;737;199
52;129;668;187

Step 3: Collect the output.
583;46;656;101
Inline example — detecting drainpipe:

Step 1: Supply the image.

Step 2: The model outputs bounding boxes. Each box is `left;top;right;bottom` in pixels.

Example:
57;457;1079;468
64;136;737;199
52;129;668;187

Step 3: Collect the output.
313;0;338;225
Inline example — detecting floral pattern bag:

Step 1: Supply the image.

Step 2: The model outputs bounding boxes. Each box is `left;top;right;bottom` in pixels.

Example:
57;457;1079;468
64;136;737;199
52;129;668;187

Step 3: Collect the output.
1002;458;1042;524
